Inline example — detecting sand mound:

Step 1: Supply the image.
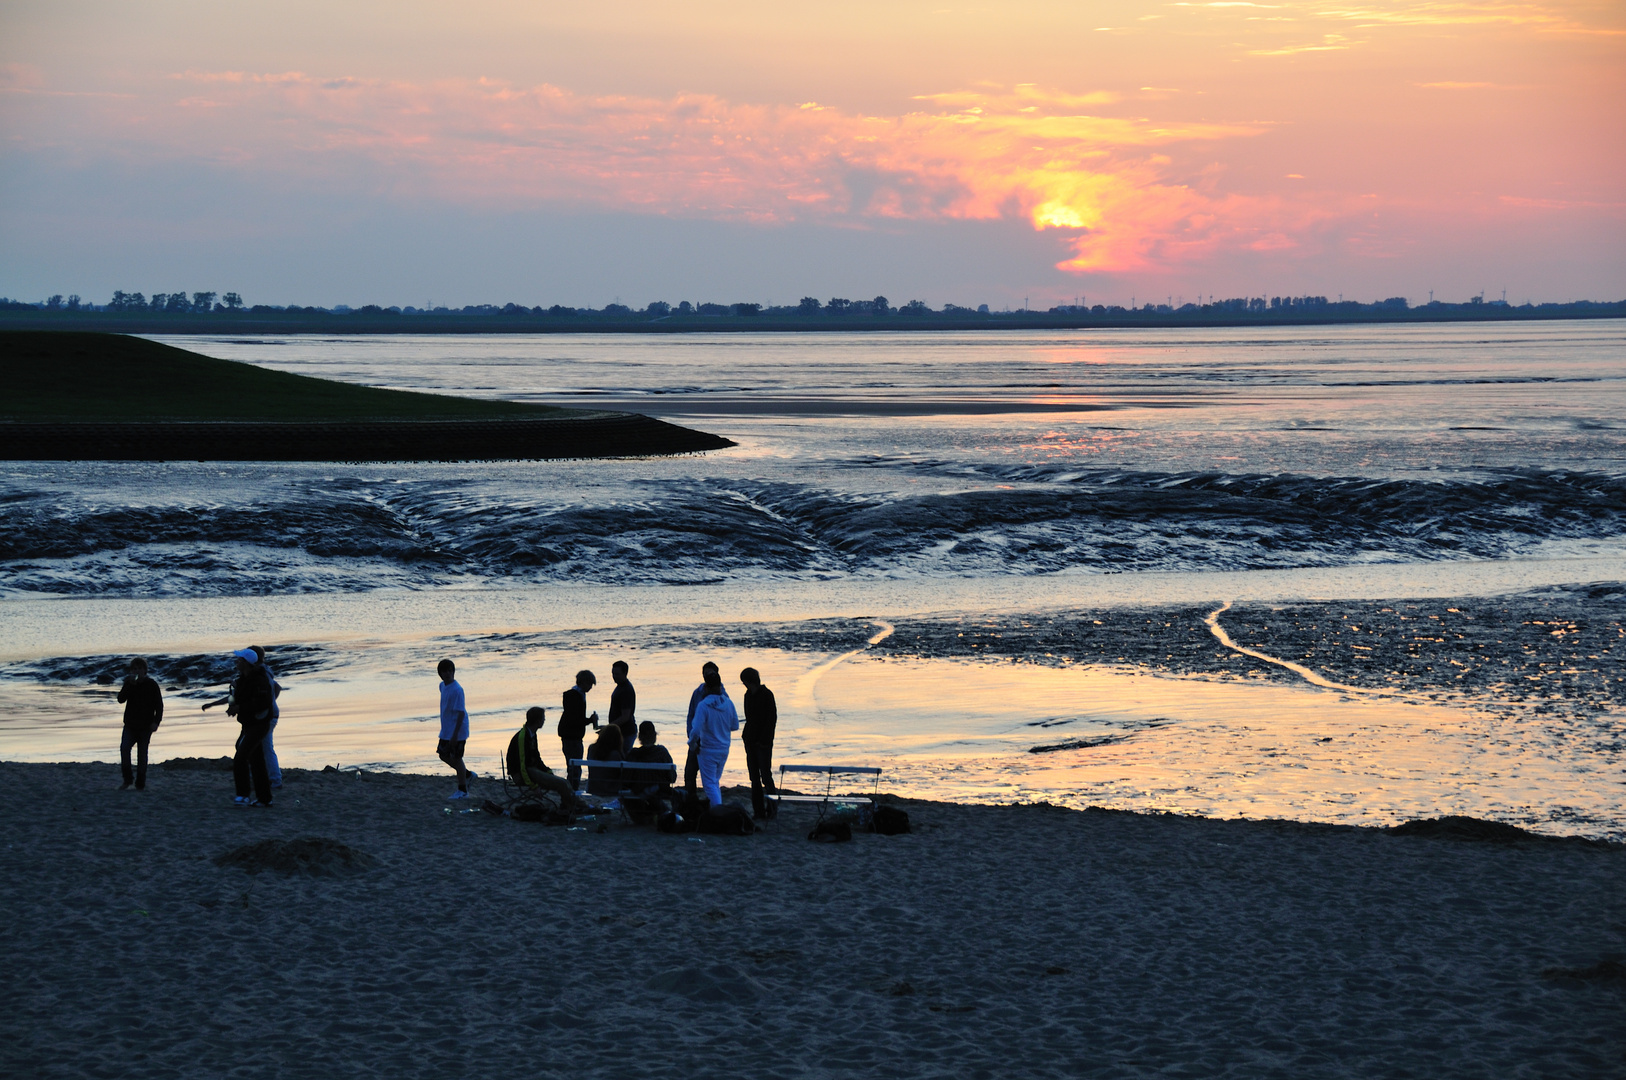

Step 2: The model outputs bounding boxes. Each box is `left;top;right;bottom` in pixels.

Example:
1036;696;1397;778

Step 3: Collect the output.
644;964;766;1004
213;837;378;877
1391;816;1557;843
161;756;235;772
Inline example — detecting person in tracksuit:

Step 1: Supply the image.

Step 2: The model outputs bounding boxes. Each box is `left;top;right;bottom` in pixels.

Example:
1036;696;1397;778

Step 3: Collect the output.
688;668;739;806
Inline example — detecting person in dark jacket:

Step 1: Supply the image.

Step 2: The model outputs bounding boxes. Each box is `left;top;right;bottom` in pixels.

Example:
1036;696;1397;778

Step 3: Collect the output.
626;720;677;796
558;670;598;792
585;723;626;796
608;660;636;754
226;648;275;807
115;658;163;791
740;666;778;819
506;707;585;811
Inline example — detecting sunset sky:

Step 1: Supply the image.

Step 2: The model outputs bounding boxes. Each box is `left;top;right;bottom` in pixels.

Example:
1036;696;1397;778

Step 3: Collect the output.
3;1;1623;308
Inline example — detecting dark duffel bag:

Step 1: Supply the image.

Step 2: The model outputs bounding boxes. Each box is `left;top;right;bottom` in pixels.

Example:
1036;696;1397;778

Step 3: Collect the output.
872;805;911;835
697;802;756;836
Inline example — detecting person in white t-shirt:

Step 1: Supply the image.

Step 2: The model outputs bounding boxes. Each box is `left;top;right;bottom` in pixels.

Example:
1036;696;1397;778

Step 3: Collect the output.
437;659;473;799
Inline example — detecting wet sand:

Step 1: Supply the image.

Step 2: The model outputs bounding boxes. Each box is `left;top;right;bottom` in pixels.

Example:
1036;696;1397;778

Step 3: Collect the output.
1;760;1621;1079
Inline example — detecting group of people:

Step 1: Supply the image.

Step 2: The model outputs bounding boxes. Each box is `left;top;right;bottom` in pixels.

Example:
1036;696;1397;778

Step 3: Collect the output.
114;648;779;820
439;657;781;819
114;645;284;807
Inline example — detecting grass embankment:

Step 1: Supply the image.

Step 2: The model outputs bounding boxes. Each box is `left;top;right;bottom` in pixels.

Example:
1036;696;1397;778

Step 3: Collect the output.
0;332;579;422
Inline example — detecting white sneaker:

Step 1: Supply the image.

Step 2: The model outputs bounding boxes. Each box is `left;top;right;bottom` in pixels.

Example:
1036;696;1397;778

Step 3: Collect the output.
448;790;470;800
233;795;250;805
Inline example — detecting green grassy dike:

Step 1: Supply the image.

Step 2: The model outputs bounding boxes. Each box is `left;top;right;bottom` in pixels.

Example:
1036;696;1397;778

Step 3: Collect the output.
0;331;579;422
0;332;734;460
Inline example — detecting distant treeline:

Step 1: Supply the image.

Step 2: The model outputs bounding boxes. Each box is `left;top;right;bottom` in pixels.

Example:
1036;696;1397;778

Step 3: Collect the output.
4;290;1623;332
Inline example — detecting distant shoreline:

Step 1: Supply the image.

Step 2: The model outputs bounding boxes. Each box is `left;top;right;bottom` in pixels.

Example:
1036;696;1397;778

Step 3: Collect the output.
3;302;1622;336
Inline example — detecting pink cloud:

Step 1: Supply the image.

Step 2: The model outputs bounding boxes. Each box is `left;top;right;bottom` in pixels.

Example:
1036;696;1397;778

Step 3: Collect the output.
99;73;1354;273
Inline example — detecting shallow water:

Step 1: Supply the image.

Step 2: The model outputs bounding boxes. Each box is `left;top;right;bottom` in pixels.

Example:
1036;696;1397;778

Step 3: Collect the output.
2;324;1622;835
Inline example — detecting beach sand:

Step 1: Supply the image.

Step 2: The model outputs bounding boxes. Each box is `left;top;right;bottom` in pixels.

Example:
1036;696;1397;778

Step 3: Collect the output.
2;760;1621;1078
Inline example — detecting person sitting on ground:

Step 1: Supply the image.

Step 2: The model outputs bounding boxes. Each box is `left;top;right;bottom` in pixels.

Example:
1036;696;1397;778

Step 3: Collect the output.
622;720;677;822
506;707;586;811
585;722;626;797
116;657;163;791
626;721;677;796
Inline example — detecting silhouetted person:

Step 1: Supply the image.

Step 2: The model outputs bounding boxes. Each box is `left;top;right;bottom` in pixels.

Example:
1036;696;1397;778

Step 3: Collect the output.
585;723;626;796
684;661;725;797
116;658;163;791
249;645;283;791
559;669;598;792
437;659;472;800
506;707;586;811
689;668;739;806
608;660;637;753
627;720;677;794
740;666;778;819
228;648;275;806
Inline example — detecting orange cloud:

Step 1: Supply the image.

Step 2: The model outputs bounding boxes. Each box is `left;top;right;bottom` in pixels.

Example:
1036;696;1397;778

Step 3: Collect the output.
140;73;1336;273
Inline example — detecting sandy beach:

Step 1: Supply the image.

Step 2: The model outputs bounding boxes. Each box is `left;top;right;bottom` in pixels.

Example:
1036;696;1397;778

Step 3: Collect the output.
2;760;1621;1079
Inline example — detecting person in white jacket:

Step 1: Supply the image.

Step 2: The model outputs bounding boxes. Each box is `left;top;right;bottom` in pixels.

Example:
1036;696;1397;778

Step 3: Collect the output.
688;668;739;806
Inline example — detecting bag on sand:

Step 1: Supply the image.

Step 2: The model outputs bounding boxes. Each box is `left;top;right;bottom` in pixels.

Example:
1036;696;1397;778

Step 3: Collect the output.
658;810;696;834
808;821;852;843
697;803;756;836
511;802;571;825
872;805;911;835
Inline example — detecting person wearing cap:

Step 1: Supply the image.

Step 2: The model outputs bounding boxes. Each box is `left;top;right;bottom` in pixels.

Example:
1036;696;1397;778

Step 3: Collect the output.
115;658;163;791
227;648;276;806
557;669;598;792
437;659;472;799
249;645;283;791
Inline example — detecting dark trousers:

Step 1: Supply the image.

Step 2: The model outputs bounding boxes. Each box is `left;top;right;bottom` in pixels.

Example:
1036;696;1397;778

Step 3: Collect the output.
234;719;272;803
684;742;699;794
561;738;584;791
745;741;777;817
120;725;153;789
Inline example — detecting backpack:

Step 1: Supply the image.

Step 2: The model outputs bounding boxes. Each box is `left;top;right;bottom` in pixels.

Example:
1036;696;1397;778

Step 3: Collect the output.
872;805;911;835
697;803;756;836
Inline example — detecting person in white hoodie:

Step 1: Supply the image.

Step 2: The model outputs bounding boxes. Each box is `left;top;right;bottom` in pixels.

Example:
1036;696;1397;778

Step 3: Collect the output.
688;667;739;806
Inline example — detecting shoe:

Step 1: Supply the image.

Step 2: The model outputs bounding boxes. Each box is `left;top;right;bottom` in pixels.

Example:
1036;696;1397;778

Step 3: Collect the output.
248;798;271;808
448;790;470;800
119;781;132;790
233;796;250;805
465;770;478;781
